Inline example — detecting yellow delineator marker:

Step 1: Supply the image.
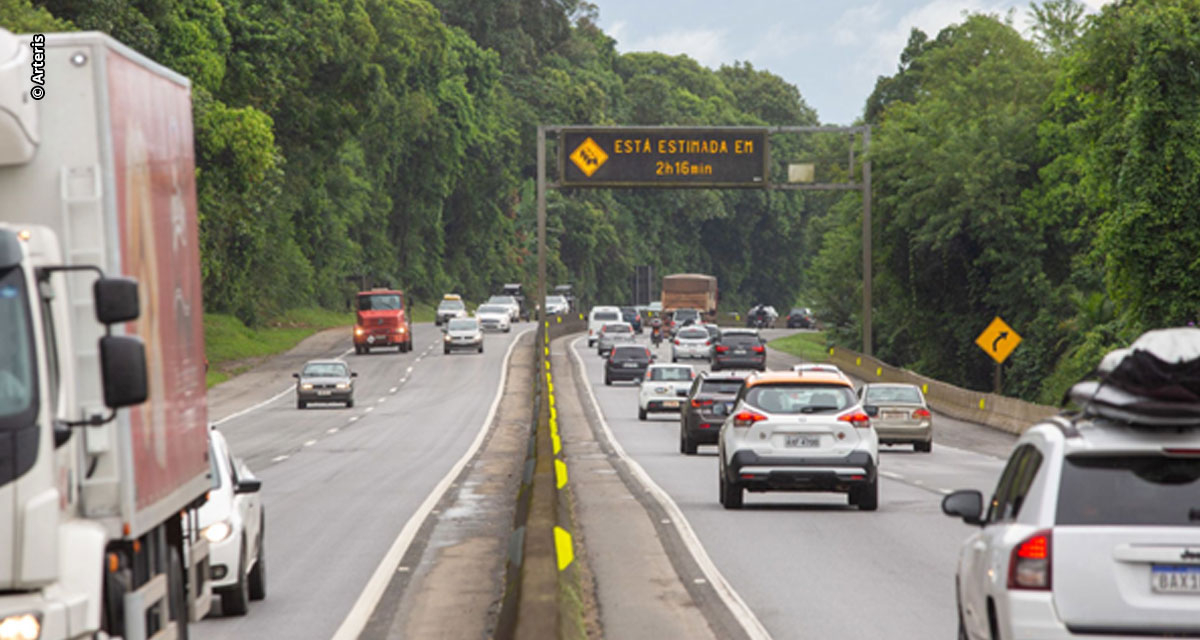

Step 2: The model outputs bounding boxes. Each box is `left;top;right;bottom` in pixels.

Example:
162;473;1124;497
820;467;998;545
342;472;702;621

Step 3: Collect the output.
552;433;561;455
555;459;568;489
554;526;574;571
975;316;1022;364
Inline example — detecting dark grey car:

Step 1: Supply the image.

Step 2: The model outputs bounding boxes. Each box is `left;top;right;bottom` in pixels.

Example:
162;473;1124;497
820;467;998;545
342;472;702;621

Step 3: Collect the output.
294;359;356;409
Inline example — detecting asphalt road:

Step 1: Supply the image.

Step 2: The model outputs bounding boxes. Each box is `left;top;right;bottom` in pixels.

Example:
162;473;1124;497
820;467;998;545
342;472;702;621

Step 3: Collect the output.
195;322;526;640
570;329;1013;640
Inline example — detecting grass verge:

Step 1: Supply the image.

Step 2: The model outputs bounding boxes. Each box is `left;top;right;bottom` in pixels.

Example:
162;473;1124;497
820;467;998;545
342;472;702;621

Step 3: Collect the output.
204;308;353;388
768;330;830;362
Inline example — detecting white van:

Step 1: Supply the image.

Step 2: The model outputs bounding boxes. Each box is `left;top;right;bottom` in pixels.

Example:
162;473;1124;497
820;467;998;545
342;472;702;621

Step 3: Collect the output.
588;306;623;346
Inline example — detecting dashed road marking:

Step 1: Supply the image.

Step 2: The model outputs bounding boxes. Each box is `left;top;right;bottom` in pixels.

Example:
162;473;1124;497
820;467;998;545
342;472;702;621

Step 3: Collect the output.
271;455;289;463
327;427;339;434
389;387;398;393
406;367;414;374
349;416;359;423
377;397;386;403
304;439;317;447
365;406;374;413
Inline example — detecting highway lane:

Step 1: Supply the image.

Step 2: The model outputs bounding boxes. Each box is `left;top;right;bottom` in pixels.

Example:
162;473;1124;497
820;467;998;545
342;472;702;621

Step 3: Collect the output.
570;330;1010;640
196;322;527;640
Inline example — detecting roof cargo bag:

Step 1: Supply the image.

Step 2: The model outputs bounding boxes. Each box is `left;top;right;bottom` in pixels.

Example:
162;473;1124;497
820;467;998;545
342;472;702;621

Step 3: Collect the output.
1068;327;1200;426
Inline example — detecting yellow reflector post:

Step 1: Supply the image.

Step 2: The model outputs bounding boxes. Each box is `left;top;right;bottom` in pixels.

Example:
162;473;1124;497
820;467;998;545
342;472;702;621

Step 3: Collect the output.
555;459;568;489
554;526;574;571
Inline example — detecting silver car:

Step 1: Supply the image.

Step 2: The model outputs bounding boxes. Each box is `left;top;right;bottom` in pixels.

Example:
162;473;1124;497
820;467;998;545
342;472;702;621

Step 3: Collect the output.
857;383;932;452
294;359;356;409
444;317;484;354
436;298;466;325
597;322;636;356
672;326;713;361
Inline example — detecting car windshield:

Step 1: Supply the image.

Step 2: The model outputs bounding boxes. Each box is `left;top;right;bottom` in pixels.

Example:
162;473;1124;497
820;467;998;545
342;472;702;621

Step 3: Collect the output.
302;363;348;377
358;294;402;311
650;367;692;381
0;268;36;427
701;379;744;395
612;347;650;361
603;324;632;334
679;329;708;340
593;311;619;321
865;386;923;404
439;300;465;310
1056;455;1200;526
745;384;856;414
478;305;506;314
448;319;477;330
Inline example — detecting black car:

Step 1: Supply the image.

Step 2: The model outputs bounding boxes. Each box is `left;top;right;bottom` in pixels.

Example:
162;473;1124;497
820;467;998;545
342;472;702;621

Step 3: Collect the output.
712;329;766;371
680;371;748;454
604;345;654;385
620;306;643;333
787;307;814;329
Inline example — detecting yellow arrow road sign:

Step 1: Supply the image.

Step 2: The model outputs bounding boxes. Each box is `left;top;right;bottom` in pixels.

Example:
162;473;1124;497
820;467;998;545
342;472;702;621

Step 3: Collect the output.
975;316;1022;364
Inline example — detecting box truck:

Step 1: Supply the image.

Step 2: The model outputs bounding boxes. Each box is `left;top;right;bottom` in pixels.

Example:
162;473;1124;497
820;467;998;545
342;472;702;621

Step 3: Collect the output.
661;273;718;317
0;29;212;639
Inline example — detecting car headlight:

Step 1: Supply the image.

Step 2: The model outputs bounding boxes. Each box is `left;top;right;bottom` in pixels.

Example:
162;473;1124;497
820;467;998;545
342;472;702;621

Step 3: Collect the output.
0;613;40;640
301;383;314;391
444;334;452;342
202;520;233;544
336;382;350;390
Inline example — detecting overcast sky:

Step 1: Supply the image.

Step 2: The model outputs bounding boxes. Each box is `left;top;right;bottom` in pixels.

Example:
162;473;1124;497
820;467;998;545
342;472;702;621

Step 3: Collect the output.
589;0;1108;124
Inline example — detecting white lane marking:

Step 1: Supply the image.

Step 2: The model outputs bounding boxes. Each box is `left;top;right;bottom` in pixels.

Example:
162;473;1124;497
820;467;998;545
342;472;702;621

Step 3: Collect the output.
211;345;356;426
938;488;953;495
406;366;414;374
569;337;772;640
377;397;386;403
349;416;359;423
880;470;904;480
365;407;374;413
332;328;533;640
271;455;289;463
327;428;339;434
304;439;317;447
389;387;398;393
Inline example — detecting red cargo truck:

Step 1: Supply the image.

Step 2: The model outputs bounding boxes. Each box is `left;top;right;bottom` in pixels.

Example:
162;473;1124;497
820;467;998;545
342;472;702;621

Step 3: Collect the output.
354;288;414;353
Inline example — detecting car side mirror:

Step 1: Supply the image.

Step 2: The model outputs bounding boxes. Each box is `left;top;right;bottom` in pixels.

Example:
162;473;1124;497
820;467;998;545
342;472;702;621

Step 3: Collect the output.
292;373;300;379
235;478;262;494
941;490;984;526
863;405;879;417
100;335;148;409
351;372;358;377
94;277;140;324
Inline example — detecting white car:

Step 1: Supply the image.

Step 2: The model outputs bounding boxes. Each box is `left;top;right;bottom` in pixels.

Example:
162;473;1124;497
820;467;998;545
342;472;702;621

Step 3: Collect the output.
638;364;696;420
545;295;570;315
587;306;622;346
475;304;512;332
944;403;1200;639
487;295;520;322
198;429;265;615
672;326;713;361
718;370;878;510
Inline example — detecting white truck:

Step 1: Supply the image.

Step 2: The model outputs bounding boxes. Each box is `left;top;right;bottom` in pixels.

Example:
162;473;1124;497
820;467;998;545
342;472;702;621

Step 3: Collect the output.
0;29;212;639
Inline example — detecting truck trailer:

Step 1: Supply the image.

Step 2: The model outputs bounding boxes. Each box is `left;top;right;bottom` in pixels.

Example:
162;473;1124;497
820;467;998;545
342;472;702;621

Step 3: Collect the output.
661;273;718;318
0;29;212;639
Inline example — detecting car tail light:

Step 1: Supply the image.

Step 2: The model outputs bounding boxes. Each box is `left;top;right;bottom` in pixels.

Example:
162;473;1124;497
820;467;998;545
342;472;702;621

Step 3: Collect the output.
732;410;766;428
838;411;872;428
912;408;932;419
1164;448;1200;456
752;345;765;354
715;345;729;353
674;339;681;346
691;398;713;408
704;340;711;346
1008;530;1052;590
644;349;652;358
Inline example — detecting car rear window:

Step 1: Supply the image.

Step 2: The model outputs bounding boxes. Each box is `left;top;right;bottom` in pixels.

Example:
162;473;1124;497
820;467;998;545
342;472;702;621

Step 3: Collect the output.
720;334;761;347
1056;455;1200;526
650;367;693;381
745;383;855;414
604;324;632;333
701;379;743;394
679;328;708;339
612;347;650;361
593;312;619;321
865;386;923;404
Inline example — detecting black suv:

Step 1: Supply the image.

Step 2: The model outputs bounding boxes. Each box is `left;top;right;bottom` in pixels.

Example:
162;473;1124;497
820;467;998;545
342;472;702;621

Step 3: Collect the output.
680;371;749;454
620;306;643;333
712;329;766;371
787;307;814;329
604;345;653;385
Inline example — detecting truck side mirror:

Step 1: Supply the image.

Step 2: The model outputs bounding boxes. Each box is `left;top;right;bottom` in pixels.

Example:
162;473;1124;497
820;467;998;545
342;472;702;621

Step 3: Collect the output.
100;335;148;409
94;277;140;324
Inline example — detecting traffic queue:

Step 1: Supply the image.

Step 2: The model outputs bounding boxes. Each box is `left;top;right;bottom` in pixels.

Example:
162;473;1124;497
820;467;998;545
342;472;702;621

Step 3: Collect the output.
586;304;1200;639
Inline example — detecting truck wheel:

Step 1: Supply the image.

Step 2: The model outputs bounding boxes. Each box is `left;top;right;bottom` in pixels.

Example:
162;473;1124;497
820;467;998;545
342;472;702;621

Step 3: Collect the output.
248;524;266;601
220;541;250;616
168;545;190;640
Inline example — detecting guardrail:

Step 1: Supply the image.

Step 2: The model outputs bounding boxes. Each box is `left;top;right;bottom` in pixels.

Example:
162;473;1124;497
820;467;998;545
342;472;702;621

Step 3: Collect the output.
816;345;1058;435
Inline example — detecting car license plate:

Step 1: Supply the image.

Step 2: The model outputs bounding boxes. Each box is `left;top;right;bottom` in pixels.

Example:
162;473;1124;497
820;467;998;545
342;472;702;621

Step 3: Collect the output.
317;390;332;396
663;401;679;409
881;411;907;420
1152;566;1200;594
785;435;820;448
734;349;747;355
623;362;639;368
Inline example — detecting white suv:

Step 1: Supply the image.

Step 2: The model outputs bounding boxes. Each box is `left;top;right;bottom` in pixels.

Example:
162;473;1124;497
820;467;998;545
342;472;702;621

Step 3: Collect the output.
718;370;879;510
638;363;695;420
943;414;1200;639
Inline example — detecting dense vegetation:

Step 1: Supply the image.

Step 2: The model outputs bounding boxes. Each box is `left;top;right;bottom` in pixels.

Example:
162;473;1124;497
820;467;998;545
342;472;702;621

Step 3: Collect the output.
2;0;1197;402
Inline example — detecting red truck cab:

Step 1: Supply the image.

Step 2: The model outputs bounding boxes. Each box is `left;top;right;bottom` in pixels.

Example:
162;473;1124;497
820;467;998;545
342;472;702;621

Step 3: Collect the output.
355;288;413;353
